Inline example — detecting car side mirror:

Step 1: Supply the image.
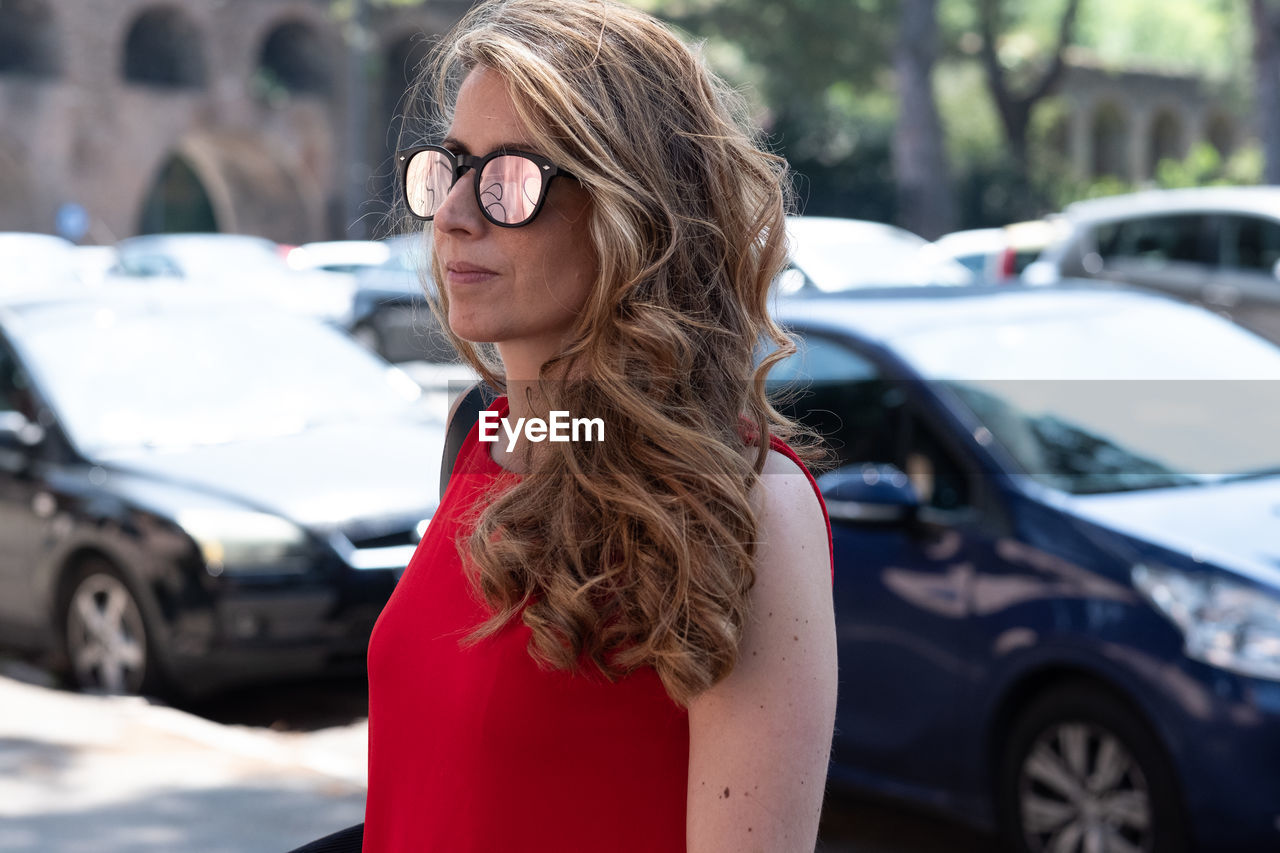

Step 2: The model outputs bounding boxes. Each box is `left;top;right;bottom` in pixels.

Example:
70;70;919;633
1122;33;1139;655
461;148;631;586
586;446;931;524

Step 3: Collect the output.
817;463;920;525
1271;258;1280;281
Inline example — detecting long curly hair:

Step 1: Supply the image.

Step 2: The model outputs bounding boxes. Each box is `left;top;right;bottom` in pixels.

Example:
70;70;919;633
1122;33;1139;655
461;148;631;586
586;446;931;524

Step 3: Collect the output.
401;0;827;707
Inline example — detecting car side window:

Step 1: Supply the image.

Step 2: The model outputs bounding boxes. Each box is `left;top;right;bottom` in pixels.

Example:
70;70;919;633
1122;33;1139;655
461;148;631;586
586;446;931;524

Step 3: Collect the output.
1218;215;1280;275
903;413;971;512
1094;214;1211;267
768;333;878;383
767;333;899;470
770;332;974;512
0;346;36;421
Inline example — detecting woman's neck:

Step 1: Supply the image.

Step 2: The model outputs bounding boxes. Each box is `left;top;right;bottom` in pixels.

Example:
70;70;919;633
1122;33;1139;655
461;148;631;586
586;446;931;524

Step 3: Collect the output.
491;341;570;470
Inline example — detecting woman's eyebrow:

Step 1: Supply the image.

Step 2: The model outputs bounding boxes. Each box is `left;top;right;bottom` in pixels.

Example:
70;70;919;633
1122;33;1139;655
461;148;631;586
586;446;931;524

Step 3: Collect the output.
442;136;539;155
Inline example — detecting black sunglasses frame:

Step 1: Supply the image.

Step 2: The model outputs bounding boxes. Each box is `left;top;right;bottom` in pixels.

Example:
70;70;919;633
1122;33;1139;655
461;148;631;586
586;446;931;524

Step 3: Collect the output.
396;144;573;228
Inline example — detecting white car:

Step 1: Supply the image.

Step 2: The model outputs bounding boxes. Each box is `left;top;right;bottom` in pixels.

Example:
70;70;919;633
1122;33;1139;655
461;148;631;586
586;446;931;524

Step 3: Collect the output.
113;232;359;326
781;216;975;294
0;232;80;286
930;219;1066;283
286;240;392;274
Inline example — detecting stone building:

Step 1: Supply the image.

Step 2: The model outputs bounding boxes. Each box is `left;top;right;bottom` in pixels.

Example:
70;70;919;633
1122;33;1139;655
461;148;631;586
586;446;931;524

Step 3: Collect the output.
0;0;469;244
1057;61;1245;184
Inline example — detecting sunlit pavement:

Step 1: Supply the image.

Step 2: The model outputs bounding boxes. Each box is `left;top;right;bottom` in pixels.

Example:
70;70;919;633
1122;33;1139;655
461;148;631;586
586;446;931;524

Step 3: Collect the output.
0;664;366;852
1;659;998;852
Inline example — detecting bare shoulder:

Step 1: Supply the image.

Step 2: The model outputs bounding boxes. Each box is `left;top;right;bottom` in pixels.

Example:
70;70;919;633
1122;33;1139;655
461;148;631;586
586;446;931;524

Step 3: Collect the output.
685;445;836;852
747;447;832;650
752;448;829;556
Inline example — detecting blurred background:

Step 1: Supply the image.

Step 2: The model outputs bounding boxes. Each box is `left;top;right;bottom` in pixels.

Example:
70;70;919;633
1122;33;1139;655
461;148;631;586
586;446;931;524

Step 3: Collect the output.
0;0;1267;244
4;1;1280;852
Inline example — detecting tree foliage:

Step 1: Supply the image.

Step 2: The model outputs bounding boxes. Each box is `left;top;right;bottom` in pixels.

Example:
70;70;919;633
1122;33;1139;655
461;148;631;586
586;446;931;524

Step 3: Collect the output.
654;0;902;217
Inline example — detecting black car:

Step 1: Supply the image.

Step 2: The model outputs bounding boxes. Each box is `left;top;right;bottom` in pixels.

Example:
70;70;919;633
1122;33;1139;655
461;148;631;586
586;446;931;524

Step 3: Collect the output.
351;235;455;364
0;283;446;697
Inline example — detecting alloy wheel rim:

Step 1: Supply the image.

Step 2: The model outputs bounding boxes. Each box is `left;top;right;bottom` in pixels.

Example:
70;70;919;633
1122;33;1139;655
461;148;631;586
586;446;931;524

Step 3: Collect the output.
66;573;146;694
1018;721;1153;853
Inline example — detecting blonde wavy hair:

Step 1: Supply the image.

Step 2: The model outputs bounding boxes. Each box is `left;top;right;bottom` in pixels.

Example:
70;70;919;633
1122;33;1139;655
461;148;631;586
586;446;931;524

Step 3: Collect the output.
402;0;826;707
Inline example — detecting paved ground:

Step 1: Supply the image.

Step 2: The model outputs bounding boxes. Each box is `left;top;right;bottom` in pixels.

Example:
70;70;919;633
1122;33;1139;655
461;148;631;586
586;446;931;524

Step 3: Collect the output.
0;663;367;852
0;657;998;852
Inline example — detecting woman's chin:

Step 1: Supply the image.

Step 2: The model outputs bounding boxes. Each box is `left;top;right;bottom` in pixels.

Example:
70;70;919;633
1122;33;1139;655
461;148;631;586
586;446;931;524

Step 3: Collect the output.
445;312;503;345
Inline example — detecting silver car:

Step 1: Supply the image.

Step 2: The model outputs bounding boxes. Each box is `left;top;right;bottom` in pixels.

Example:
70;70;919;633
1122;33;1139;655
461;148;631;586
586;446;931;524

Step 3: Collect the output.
1027;186;1280;343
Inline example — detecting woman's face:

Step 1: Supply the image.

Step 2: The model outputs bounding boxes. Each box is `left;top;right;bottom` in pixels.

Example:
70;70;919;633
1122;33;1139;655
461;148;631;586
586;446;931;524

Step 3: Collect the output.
431;66;597;373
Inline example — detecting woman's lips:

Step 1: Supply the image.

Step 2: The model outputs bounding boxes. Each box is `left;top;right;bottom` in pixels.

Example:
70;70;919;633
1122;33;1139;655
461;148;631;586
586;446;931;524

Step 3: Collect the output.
446;263;498;285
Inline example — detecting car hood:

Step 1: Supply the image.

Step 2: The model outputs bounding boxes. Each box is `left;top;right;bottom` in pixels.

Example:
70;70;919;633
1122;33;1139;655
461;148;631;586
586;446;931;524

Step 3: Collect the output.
1067;476;1280;589
99;418;443;528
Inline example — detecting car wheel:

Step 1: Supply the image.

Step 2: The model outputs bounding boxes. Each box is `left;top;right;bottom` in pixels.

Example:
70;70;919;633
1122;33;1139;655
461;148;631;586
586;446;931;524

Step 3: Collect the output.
997;681;1187;853
63;561;158;695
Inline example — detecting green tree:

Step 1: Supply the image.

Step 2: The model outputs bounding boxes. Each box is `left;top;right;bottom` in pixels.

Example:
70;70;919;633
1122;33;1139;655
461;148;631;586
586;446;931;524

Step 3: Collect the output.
654;0;904;219
974;0;1083;218
1253;0;1280;184
893;0;957;239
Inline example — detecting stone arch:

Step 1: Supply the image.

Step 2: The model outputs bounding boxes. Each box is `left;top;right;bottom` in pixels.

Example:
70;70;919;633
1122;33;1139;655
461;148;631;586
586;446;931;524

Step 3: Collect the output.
372;31;433;217
0;0;59;77
137;133;321;243
122;6;207;89
1148;109;1184;178
137;155;219;234
255;18;335;101
1090;101;1129;180
383;31;432;149
1206;112;1237;158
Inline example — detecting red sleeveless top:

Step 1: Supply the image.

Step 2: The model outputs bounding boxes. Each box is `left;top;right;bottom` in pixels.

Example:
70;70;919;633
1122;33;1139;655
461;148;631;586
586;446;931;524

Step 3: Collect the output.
363;397;832;852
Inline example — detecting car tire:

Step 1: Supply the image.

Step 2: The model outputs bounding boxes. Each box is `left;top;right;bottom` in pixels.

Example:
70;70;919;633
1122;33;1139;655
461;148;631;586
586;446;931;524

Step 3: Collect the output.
61;560;164;696
997;680;1188;853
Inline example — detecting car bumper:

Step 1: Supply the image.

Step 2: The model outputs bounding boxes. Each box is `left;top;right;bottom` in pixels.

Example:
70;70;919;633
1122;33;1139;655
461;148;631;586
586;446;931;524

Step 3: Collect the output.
162;566;397;696
1153;662;1280;852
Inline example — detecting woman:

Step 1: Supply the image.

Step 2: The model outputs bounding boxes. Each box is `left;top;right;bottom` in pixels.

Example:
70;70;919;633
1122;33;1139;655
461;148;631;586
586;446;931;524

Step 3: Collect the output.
365;1;837;850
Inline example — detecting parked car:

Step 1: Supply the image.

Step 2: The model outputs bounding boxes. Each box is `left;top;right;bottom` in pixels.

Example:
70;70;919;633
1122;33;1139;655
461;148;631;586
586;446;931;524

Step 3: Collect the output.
780;215;975;294
351;234;455;364
0;232;79;286
929;219;1064;283
113;232;357;327
73;245;121;287
771;283;1280;853
286;240;391;274
1026;186;1280;343
0;284;446;698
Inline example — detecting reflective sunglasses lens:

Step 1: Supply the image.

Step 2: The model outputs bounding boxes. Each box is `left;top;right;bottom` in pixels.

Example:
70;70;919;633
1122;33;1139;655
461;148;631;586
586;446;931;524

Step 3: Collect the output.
405;150;454;219
478;155;544;225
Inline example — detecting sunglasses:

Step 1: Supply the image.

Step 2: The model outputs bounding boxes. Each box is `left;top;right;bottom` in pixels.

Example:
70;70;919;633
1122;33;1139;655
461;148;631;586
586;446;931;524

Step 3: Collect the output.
397;144;574;228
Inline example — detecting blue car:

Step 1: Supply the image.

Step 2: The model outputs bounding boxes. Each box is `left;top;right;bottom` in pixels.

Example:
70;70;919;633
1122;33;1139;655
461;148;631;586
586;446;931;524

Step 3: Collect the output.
772;284;1280;853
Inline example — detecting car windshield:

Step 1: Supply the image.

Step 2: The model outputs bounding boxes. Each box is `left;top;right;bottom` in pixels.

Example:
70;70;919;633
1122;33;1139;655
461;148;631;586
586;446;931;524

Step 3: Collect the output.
892;299;1280;494
12;300;426;453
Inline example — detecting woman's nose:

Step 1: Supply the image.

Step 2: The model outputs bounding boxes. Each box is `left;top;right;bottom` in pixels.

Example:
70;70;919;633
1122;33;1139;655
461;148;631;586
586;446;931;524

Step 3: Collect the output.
432;168;484;234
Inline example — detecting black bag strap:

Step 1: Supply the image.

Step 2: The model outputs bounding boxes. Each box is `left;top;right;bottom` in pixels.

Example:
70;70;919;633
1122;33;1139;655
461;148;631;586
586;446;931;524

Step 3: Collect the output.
284;822;362;853
439;382;495;501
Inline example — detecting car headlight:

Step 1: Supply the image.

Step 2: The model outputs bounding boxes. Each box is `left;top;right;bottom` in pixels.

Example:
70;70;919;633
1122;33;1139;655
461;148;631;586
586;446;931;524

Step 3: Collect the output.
1132;563;1280;682
178;509;310;575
